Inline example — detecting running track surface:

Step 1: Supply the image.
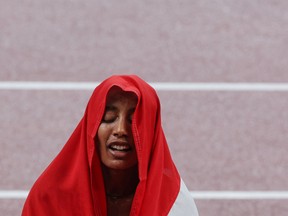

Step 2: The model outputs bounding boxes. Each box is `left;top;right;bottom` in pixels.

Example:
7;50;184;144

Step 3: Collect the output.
1;0;288;215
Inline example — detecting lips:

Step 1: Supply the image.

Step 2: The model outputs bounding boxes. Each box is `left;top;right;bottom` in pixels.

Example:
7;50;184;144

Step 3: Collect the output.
107;141;132;152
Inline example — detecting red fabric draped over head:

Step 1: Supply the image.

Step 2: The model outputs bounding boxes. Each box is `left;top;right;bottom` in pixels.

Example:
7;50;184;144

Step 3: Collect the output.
22;75;180;216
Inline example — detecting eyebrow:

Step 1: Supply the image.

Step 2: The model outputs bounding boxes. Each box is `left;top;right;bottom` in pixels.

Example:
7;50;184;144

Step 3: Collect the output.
104;105;136;113
105;105;118;112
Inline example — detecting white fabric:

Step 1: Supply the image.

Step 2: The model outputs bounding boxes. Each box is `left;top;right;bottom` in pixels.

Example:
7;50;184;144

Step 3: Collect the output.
168;179;199;216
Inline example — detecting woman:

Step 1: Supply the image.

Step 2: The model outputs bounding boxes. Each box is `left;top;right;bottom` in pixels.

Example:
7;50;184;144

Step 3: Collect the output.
22;75;198;216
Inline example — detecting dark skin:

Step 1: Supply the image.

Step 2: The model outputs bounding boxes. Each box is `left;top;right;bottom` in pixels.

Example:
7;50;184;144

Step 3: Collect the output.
97;87;139;216
101;164;139;216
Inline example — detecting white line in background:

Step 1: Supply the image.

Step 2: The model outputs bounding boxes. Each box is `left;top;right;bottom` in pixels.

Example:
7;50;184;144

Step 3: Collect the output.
191;191;288;200
1;82;288;91
0;190;28;199
1;190;288;200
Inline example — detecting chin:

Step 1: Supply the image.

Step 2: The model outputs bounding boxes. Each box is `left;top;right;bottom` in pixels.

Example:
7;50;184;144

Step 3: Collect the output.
103;160;138;171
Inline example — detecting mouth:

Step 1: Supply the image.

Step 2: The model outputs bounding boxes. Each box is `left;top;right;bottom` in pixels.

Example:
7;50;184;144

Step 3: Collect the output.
107;141;133;155
109;143;132;152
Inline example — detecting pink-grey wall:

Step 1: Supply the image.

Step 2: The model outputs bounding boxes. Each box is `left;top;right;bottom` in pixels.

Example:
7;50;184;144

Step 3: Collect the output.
1;0;288;215
1;0;288;82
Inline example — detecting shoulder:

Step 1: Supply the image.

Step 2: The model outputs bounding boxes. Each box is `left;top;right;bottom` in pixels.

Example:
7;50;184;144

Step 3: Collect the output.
168;179;199;216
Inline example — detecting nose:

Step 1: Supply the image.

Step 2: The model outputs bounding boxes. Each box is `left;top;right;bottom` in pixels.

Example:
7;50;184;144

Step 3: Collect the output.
113;117;129;137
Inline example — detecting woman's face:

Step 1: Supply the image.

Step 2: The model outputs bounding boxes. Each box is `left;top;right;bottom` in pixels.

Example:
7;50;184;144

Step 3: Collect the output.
97;87;138;170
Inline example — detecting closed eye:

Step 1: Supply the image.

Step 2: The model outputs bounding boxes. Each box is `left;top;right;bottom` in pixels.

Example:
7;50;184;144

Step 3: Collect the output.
128;108;136;123
102;106;117;123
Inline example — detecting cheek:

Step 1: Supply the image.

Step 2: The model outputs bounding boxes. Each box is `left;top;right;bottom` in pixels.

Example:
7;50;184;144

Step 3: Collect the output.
97;124;110;146
96;126;108;161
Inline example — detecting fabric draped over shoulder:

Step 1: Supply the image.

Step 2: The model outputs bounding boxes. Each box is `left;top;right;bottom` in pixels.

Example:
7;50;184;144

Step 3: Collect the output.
22;75;186;216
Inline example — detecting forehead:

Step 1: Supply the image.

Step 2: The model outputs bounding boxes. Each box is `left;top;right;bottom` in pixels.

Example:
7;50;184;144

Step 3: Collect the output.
106;86;138;105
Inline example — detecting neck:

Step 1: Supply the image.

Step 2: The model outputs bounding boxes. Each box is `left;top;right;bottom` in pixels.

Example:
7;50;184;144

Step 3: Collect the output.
101;165;139;199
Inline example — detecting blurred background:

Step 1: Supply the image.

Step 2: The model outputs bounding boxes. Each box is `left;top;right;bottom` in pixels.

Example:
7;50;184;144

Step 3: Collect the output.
1;0;288;215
